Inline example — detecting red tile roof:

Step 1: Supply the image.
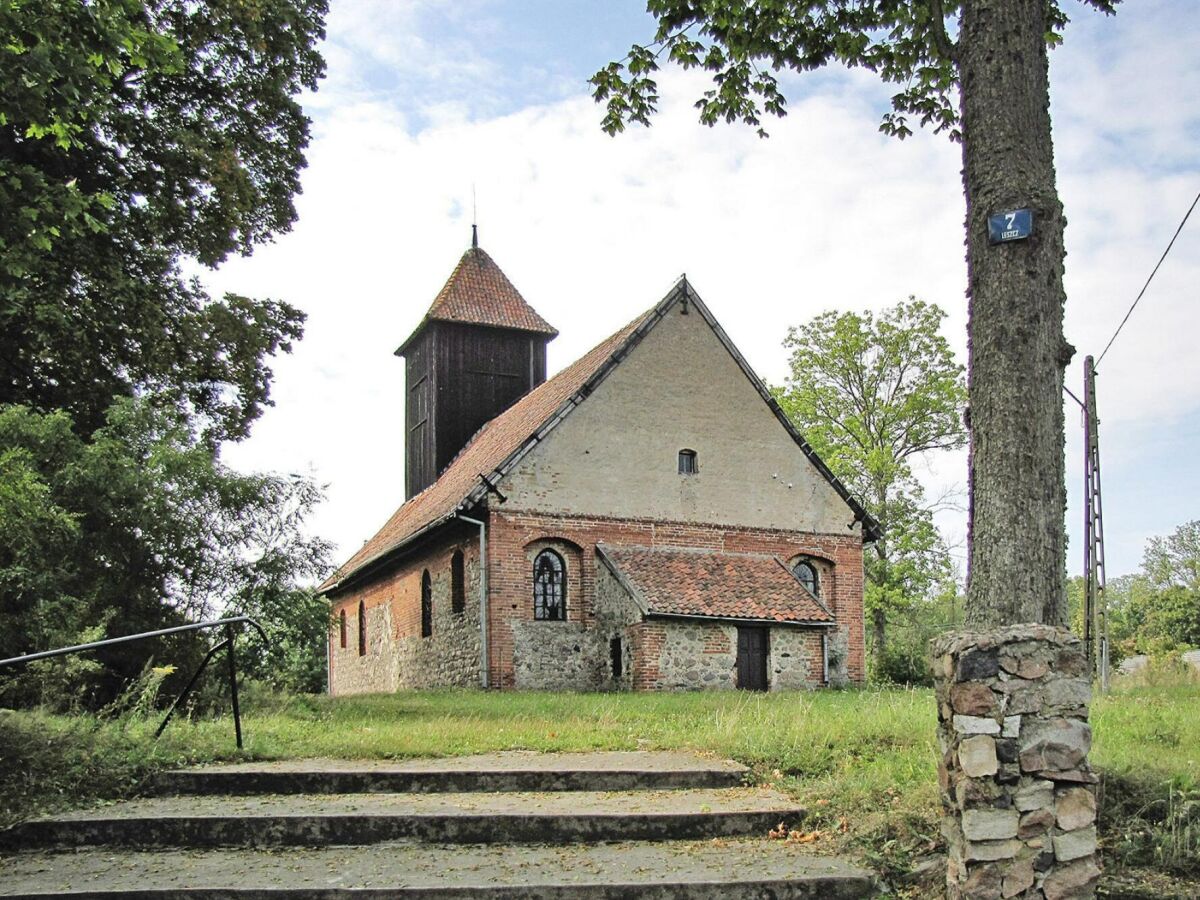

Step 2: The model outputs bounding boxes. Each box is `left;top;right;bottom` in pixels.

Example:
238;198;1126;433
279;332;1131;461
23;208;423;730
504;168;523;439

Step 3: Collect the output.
320;309;654;593
596;543;834;625
398;247;557;352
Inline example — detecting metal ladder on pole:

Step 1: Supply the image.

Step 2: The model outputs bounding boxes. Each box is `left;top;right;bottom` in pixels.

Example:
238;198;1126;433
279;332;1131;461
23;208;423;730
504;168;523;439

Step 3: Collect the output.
1082;356;1109;691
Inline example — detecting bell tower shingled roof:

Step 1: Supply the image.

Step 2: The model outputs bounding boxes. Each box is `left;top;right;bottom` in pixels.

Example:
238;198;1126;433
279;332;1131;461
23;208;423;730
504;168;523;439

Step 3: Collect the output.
396;242;557;355
396;236;557;499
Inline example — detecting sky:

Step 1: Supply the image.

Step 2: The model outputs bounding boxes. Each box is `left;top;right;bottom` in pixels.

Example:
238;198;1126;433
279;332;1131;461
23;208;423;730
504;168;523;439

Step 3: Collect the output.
204;0;1200;582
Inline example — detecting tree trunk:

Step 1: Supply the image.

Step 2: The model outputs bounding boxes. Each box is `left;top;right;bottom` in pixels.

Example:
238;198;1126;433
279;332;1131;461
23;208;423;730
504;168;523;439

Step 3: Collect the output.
959;0;1071;627
871;606;887;674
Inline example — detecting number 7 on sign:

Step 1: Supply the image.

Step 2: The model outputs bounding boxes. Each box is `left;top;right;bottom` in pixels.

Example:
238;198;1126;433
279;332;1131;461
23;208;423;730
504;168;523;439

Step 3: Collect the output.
1005;212;1017;231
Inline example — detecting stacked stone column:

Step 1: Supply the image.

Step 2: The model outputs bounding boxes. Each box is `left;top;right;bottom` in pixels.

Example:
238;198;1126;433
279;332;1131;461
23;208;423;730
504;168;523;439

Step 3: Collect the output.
932;625;1100;899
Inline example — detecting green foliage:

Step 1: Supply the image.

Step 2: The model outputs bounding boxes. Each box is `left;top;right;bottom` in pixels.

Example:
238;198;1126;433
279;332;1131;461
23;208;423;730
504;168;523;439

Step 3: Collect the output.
0;400;333;706
773;299;966;667
1073;522;1200;663
591;0;1118;140
0;0;331;707
236;587;330;694
872;582;963;686
0;0;326;441
1142;520;1200;594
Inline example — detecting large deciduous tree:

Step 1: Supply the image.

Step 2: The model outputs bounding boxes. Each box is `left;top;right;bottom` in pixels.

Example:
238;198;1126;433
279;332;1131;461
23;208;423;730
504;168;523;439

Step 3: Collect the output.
592;0;1118;627
0;0;327;441
0;0;331;699
774;299;966;673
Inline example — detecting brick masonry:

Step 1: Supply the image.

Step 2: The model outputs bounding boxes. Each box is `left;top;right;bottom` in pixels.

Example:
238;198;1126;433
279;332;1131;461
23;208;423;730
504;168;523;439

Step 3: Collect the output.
488;508;864;691
328;534;482;695
327;507;865;694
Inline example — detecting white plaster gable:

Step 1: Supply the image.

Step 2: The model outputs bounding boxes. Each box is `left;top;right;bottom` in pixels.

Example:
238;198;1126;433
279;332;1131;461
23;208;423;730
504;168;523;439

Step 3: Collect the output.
500;295;861;536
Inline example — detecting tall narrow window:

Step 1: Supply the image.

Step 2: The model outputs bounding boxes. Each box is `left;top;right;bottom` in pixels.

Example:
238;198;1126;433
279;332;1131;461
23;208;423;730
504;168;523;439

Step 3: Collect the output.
421;570;433;637
793;560;819;597
533;550;566;621
678;449;698;474
610;636;623;678
357;601;367;656
451;550;465;616
339;609;347;649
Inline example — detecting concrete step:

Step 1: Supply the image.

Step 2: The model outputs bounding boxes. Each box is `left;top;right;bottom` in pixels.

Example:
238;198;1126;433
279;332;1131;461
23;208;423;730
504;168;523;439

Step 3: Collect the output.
1;787;806;849
0;839;876;898
152;752;748;796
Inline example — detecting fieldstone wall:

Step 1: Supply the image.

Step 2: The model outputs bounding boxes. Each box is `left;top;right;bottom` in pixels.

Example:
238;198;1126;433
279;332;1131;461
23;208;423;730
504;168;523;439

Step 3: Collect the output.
932;625;1099;900
329;539;482;695
770;628;824;690
511;621;600;689
827;627;851;686
393;554;482;690
593;561;642;689
655;621;737;690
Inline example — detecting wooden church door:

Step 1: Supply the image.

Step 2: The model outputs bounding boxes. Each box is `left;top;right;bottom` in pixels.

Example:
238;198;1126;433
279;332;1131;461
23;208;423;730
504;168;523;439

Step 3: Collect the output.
736;627;769;691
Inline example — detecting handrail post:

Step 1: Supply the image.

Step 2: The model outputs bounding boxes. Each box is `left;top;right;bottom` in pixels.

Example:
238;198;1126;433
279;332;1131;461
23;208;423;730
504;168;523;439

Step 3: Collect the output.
225;623;243;750
156;638;229;739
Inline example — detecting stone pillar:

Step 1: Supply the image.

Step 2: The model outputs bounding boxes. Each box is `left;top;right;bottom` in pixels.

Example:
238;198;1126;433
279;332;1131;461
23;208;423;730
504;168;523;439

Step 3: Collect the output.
932;625;1100;900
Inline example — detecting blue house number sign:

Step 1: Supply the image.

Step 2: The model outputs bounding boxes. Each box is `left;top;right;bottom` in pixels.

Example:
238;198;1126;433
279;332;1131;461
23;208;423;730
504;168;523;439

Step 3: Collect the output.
988;208;1033;244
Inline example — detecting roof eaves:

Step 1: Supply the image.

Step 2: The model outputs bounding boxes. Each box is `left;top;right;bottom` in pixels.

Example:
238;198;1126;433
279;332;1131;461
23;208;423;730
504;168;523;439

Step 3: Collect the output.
317;509;459;597
645;610;837;628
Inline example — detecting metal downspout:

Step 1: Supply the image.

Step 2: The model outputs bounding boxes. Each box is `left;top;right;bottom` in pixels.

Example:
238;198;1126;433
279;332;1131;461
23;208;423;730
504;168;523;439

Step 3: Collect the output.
456;513;489;688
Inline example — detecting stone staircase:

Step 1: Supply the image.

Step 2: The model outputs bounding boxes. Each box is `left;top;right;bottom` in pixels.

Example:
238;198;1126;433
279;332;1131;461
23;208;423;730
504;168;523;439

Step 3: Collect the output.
0;751;876;897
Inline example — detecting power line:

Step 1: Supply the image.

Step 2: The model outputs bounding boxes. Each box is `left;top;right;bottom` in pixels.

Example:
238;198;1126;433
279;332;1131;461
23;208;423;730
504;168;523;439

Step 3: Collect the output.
1096;188;1200;368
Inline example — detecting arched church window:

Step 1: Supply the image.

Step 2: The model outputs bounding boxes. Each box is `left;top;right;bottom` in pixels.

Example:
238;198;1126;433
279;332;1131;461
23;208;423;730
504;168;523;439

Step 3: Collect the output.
357;601;367;656
793;560;820;598
339;609;347;649
533;549;566;621
451;550;465;616
421;570;433;637
678;448;698;474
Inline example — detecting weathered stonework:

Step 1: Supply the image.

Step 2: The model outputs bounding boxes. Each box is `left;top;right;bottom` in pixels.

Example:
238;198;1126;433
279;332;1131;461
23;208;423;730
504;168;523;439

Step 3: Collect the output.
329;535;482;695
328;509;861;695
933;625;1099;900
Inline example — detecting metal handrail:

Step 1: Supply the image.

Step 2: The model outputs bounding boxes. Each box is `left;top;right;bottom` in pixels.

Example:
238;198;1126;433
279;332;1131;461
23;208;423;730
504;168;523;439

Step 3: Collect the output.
0;616;268;749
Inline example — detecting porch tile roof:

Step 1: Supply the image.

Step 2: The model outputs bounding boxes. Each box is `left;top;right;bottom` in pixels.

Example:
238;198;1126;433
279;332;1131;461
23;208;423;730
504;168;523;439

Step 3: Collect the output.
596;543;834;625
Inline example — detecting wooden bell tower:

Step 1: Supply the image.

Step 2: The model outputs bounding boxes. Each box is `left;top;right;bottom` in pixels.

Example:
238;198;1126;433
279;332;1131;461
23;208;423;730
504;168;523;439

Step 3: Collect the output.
397;233;557;499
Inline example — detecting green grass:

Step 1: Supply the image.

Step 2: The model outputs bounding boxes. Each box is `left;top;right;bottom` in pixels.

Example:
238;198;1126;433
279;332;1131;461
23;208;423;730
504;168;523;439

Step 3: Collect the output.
1;683;1196;882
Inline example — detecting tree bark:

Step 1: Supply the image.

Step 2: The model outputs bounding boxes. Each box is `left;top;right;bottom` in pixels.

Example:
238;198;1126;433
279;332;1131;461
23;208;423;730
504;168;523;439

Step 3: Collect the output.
871;606;887;674
959;0;1071;627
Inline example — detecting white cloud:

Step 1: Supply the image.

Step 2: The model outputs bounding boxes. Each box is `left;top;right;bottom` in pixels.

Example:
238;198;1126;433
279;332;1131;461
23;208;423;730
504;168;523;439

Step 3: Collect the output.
208;1;1198;579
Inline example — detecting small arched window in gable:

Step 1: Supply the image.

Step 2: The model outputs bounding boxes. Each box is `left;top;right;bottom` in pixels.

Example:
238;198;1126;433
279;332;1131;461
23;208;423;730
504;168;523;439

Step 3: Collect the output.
533;549;566;621
793;560;820;598
678;449;698;475
339;609;347;649
421;569;433;637
357;601;367;656
451;550;465;616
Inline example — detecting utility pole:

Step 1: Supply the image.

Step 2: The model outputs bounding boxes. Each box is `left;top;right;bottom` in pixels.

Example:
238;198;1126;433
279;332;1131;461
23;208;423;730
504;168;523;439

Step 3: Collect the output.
1082;355;1109;690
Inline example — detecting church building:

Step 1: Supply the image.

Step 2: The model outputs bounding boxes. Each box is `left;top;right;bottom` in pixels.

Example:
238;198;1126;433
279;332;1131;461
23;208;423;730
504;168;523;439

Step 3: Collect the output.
320;236;877;693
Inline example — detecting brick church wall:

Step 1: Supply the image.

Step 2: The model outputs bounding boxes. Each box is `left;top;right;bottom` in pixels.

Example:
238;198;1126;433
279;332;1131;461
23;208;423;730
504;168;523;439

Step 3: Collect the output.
328;535;482;695
489;508;865;691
